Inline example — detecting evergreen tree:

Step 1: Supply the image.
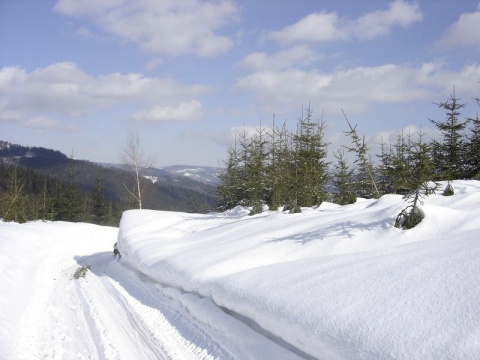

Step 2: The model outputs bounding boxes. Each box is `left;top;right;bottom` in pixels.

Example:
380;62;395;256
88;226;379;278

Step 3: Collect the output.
80;193;92;223
430;139;443;180
332;149;356;205
342;111;380;198
38;177;54;221
465;96;480;178
376;132;414;196
216;139;243;211
429;88;468;181
106;202;122;226
55;155;81;221
395;131;438;229
292;105;330;207
92;177;108;225
236;128;252;207
392;130;415;194
268;119;295;210
217;127;265;213
245;125;269;215
376;140;393;196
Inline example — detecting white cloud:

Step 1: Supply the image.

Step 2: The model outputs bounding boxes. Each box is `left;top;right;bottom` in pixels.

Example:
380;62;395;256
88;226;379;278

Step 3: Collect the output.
353;0;423;39
54;0;239;57
21;115;79;132
424;63;480;95
24;116;61;129
0;62;208;126
144;57;164;72
435;7;480;49
239;45;323;71
53;0;122;16
235;62;480;114
265;0;422;44
265;11;343;44
370;125;440;146
0;100;24;122
236;69;332;113
131;100;203;123
75;27;97;38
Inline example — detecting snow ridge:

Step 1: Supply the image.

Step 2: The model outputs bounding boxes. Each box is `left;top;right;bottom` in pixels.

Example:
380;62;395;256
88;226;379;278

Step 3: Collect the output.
117;180;480;359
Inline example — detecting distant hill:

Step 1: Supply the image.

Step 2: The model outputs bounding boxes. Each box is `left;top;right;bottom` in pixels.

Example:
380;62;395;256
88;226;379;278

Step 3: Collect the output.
100;163;221;185
0;141;220;213
147;165;221;185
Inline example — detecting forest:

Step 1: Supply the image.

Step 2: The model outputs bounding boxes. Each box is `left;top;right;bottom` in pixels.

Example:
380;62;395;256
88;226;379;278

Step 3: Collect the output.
216;91;480;223
0;159;123;226
0;143;216;225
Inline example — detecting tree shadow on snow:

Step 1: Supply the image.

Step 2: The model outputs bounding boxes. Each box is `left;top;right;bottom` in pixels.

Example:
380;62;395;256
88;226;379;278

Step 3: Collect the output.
267;217;392;245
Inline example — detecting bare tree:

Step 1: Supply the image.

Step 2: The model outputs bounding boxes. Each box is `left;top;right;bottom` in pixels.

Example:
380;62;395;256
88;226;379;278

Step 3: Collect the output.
2;166;26;222
121;130;153;209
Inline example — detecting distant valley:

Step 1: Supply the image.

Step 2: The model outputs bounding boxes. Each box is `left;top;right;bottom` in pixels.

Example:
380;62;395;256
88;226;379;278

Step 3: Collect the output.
1;141;220;215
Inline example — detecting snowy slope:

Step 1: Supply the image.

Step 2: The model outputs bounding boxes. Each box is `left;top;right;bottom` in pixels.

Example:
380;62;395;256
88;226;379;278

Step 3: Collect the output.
1;180;480;359
117;180;480;359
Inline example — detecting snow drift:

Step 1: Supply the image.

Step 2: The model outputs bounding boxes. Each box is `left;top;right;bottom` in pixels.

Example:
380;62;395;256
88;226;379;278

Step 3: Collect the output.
117;180;480;359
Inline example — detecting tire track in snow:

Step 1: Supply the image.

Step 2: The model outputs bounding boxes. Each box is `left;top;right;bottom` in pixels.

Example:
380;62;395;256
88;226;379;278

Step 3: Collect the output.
107;262;231;354
14;251;302;359
84;255;233;360
81;267;229;358
14;256;99;359
75;270;168;359
13;254;221;360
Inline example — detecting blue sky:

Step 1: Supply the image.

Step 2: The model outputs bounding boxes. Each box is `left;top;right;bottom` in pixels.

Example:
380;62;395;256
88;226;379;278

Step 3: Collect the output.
1;0;479;167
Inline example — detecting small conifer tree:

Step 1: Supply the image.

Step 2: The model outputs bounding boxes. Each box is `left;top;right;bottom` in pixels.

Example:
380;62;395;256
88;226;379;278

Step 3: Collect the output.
429;88;468;181
395;131;438;230
342;110;379;199
332;149;356;205
465;96;480;178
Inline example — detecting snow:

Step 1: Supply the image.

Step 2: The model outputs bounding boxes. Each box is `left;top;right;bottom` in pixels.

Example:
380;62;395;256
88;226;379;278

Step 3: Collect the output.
1;180;480;359
144;175;159;183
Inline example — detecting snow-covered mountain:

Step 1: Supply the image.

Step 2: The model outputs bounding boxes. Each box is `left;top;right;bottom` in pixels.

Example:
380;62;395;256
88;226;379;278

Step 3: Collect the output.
155;165;221;185
99;164;221;185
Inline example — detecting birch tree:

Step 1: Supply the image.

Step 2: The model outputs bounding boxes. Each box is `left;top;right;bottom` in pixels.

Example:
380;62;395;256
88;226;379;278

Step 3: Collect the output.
121;130;153;209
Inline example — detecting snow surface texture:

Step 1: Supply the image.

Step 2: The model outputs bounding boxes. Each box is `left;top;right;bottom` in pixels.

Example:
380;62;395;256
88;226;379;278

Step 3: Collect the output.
0;223;294;359
1;180;479;359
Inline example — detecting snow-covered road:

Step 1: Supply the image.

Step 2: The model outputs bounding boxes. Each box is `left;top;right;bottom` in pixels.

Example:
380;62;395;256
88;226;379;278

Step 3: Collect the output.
11;247;302;360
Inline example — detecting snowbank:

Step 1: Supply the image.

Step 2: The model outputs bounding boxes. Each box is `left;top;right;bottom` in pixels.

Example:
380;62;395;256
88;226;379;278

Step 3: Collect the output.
118;180;480;359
